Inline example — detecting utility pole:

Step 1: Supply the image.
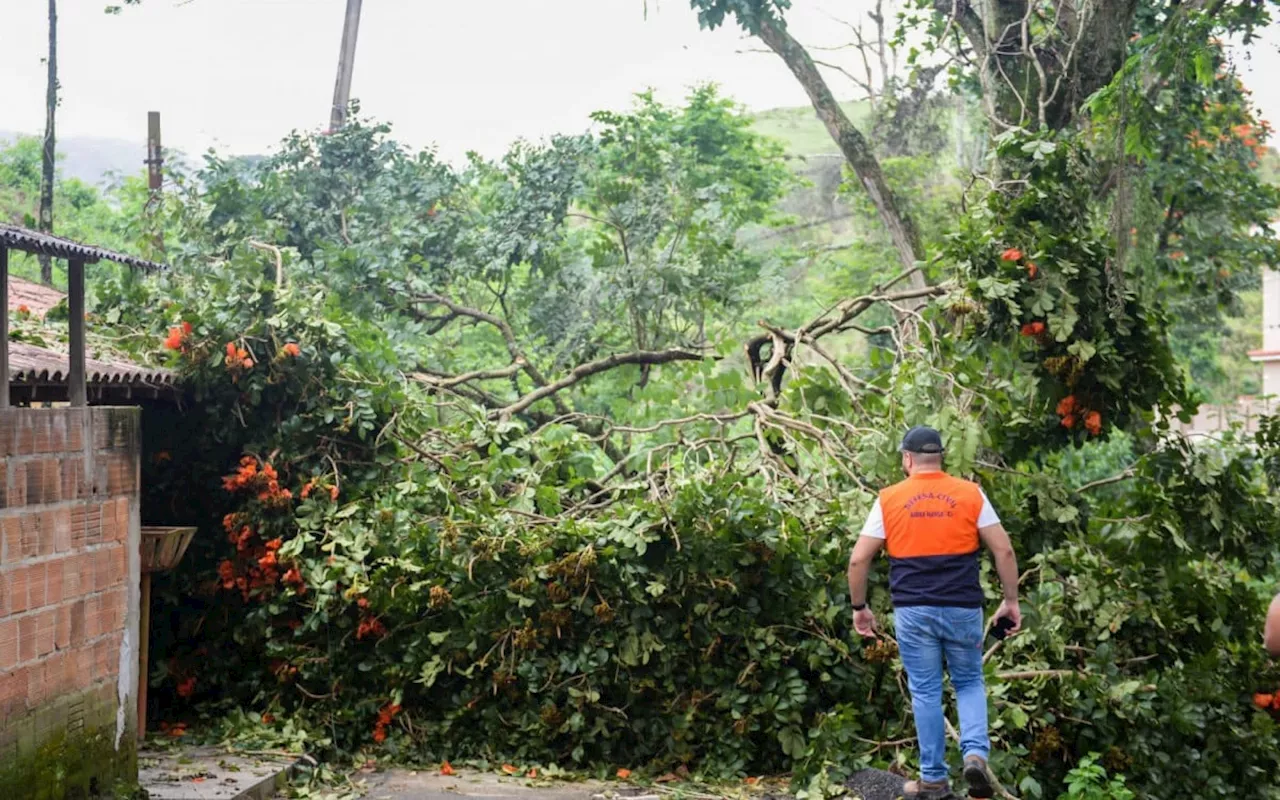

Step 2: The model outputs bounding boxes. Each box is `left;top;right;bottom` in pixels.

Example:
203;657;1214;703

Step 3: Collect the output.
328;0;363;132
38;0;58;286
145;112;165;253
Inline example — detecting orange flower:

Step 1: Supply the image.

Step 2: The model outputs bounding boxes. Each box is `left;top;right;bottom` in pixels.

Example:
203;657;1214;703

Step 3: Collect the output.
301;481;314;499
1084;410;1102;436
501;765;519;775
1061;414;1077;430
1026;262;1038;279
1253;693;1273;709
377;703;402;725
164;327;186;351
1001;248;1023;262
616;769;632;780
242;357;255;369
372;727;387;743
283;566;307;594
176;676;197;698
1169;251;1185;260
182;321;193;335
746;777;760;786
262;713;274;724
356;617;387;640
282;342;301;358
265;538;282;552
329;485;340;502
441;762;456;776
16;304;30;315
527;768;539;778
1056;395;1077;417
1020;321;1045;337
225;342;237;359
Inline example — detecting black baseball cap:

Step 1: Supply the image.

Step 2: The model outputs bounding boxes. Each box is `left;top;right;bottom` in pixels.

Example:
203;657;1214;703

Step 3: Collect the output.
900;425;945;454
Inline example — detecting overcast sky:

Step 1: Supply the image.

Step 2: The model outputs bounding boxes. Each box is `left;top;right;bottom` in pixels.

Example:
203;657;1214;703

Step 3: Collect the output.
1;0;1279;164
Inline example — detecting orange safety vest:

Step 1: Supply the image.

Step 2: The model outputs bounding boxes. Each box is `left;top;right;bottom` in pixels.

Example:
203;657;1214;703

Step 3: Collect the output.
879;472;986;608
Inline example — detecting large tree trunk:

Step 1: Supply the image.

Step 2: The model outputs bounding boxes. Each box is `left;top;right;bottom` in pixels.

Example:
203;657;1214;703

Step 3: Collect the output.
935;0;1140;132
755;15;926;291
39;0;57;286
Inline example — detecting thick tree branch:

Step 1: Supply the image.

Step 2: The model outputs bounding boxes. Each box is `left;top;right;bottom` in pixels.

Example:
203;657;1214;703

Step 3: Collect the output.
497;348;708;420
743;269;948;406
932;0;989;59
416;363;525;390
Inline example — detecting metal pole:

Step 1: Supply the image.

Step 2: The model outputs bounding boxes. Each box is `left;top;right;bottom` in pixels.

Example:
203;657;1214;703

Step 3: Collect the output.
328;0;363;131
68;258;85;407
0;247;8;409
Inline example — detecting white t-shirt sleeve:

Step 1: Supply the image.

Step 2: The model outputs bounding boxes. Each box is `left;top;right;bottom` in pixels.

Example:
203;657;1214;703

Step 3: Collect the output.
977;489;1001;528
859;498;886;539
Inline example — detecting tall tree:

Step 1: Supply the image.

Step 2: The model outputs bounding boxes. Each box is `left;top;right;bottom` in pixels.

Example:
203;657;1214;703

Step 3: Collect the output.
38;0;57;286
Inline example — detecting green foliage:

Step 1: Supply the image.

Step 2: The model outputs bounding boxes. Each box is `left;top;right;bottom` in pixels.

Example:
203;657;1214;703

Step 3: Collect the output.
1058;755;1134;800
949;131;1187;453
8;7;1280;797
0;135;155;286
686;0;791;34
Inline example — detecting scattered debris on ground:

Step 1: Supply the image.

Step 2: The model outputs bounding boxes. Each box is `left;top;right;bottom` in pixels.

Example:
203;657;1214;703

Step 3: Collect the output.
139;745;301;800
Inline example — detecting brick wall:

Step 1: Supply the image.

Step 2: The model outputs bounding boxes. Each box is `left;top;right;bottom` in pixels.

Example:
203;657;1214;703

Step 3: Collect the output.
0;407;141;797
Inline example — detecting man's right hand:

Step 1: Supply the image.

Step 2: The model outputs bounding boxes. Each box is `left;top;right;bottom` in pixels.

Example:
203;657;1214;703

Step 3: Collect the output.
994;599;1022;635
854;607;878;637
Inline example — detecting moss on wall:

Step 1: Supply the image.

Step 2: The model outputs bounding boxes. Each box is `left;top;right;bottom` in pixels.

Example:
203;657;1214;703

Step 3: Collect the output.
0;686;137;799
0;726;136;799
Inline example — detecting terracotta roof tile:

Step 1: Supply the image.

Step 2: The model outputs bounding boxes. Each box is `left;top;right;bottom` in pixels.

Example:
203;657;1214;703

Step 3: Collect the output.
8;276;66;318
8;340;177;388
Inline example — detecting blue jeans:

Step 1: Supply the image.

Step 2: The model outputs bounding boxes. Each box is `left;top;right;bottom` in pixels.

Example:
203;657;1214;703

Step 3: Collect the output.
894;605;989;783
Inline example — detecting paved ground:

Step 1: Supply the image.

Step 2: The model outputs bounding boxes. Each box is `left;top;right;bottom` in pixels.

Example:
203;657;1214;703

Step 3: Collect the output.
139;746;297;800
353;768;916;800
140;747;918;800
355;771;612;800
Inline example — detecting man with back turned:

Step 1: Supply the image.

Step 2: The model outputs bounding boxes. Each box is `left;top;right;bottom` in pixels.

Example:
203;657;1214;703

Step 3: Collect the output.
846;426;1023;799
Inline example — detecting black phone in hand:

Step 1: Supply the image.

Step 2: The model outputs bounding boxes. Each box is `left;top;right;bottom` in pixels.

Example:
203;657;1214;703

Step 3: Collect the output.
987;615;1016;645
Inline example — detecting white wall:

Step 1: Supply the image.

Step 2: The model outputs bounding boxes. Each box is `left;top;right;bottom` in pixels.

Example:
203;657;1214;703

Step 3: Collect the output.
1263;268;1280;398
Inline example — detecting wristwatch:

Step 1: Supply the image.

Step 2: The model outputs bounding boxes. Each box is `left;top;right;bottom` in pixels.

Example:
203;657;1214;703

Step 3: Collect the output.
851;602;867;611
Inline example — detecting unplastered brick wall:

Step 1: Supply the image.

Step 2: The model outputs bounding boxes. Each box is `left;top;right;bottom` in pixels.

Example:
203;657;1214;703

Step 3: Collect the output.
0;407;142;798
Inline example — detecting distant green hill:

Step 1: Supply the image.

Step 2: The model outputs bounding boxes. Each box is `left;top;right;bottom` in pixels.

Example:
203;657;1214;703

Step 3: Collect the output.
749;101;871;156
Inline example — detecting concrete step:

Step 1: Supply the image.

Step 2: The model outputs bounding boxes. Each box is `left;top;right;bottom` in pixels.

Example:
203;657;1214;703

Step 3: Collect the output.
138;745;300;800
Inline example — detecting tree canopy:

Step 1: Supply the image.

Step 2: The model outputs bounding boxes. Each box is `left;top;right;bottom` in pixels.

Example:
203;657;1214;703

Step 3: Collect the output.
5;2;1280;797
